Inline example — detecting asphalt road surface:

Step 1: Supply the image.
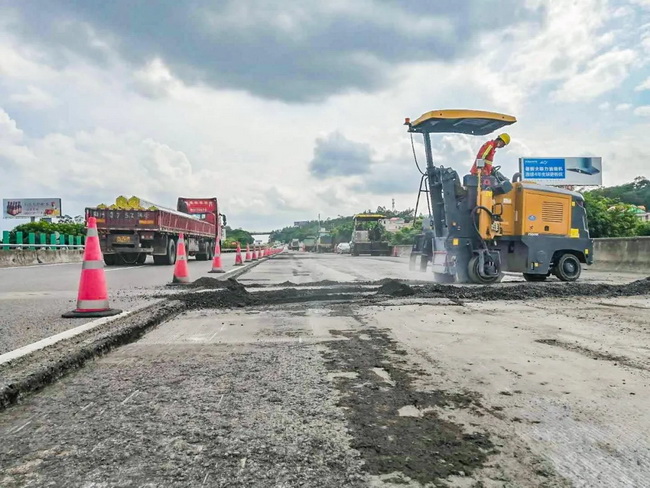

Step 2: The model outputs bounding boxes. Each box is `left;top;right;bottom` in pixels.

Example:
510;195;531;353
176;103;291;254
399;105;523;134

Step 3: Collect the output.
1;252;648;487
0;255;244;354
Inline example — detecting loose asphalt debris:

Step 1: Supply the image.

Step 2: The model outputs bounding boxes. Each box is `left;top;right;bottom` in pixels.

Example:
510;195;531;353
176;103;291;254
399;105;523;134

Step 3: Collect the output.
323;327;492;484
165;276;650;311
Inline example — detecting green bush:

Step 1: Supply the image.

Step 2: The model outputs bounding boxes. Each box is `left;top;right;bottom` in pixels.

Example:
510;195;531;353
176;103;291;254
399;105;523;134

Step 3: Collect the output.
9;221;86;243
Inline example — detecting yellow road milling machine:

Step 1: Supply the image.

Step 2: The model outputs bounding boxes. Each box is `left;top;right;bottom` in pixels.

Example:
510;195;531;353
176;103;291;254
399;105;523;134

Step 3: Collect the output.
406;110;593;284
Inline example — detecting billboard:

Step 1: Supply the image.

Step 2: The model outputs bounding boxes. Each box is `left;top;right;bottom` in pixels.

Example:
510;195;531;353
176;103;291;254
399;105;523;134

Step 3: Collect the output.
519;157;602;186
3;198;62;219
294;221;310;227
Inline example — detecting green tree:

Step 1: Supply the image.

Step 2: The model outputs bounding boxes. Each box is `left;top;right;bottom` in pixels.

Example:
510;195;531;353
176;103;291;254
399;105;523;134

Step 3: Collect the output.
582;192;641;238
587;176;650;210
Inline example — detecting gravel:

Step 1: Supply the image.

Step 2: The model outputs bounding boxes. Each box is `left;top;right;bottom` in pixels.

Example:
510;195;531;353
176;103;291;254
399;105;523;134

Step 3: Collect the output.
0;341;367;486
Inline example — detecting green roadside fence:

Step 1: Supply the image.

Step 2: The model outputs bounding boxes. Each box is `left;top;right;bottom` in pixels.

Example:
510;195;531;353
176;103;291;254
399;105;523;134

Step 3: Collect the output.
1;231;85;251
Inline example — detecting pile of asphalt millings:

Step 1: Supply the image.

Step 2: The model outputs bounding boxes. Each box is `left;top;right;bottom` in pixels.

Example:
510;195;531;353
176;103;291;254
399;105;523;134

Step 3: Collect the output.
167;276;650;311
376;277;650;301
377;280;416;297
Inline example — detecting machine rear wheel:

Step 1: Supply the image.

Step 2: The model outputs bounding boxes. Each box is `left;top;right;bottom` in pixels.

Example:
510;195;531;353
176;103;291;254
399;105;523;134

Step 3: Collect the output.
468;255;503;284
523;273;547;282
136;253;147;264
419;255;428;272
553;254;581;281
103;254;116;266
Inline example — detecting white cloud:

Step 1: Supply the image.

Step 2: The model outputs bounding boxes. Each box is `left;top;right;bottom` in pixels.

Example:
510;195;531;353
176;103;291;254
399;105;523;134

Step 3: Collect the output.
9;85;58;109
552;49;637;102
635;76;650;91
1;1;649;233
633;105;650;116
132;58;182;99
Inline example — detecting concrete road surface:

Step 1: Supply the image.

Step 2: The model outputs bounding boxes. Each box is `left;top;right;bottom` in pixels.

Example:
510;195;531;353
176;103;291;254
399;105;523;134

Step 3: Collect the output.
1;252;648;487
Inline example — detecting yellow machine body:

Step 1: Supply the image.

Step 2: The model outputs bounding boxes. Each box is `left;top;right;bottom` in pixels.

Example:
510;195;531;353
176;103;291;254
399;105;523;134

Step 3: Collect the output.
495;182;574;238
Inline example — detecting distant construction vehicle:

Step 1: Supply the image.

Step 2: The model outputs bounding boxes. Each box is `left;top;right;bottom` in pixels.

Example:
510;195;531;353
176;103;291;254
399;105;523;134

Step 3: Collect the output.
289;238;300;251
350;214;391;256
406;109;593;283
316;233;333;253
303;235;317;252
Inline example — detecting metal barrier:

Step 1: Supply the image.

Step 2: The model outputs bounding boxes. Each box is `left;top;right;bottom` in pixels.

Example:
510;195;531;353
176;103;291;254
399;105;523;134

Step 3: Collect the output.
1;230;85;251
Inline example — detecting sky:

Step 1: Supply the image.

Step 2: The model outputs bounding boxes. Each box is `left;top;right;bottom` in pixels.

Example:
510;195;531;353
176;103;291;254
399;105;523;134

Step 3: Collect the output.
1;0;650;232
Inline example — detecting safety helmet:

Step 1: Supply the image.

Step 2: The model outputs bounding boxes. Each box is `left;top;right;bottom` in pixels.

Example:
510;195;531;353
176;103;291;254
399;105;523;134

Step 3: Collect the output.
497;133;511;145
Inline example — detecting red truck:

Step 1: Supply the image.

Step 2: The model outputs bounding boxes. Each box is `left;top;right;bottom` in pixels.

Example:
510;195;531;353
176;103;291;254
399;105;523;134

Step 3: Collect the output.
86;197;225;266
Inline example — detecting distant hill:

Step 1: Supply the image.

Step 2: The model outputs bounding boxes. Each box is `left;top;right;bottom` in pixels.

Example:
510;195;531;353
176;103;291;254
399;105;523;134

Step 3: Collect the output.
585;177;650;210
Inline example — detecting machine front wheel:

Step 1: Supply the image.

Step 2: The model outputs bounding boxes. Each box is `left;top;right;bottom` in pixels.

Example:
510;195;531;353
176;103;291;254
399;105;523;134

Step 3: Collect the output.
553;254;581;281
467;255;503;284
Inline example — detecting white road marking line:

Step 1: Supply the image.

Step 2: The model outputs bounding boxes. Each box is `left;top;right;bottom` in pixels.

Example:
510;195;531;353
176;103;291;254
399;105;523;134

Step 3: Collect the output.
105;266;140;272
216;394;225;408
121;390;140;405
202;473;209;485
0;300;163;366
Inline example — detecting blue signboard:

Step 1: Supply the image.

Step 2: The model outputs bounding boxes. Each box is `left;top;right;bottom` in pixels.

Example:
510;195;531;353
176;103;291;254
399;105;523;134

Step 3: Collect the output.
521;158;566;179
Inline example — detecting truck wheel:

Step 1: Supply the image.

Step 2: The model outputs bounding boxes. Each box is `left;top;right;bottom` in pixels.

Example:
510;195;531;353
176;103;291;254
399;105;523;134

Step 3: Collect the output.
156;239;177;265
553;254;581;282
195;253;208;261
468;255;503;284
136;253;147;264
351;245;359;256
103;254;116;266
523;273;547;282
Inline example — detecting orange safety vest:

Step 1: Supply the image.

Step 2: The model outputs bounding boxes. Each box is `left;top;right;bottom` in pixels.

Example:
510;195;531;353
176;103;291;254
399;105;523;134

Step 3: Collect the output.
470;140;497;175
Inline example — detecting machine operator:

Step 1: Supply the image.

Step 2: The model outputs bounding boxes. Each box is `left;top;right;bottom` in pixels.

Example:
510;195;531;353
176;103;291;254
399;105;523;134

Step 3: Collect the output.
470;133;510;176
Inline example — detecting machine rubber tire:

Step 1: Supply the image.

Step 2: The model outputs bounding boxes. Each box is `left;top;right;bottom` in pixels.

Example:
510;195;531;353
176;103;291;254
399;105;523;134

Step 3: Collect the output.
103;254;117;266
553;254;581;282
523;273;547;282
195;253;208;261
468;255;503;284
433;272;455;283
419;255;428;272
136;253;147;264
351;245;359;256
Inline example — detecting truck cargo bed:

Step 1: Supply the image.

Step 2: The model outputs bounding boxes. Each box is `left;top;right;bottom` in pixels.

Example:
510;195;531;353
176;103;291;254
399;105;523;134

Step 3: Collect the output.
86;208;215;237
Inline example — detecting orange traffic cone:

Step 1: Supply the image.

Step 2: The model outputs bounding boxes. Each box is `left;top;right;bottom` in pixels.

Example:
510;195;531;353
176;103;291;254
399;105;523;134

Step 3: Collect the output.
63;217;122;318
234;242;244;266
392;246;399;257
209;240;225;273
252;246;258;261
171;233;191;283
245;244;252;262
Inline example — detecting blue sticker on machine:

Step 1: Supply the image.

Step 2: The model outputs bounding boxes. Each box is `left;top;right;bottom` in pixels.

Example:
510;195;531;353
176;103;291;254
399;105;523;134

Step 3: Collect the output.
521;158;566;179
528;215;537;221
